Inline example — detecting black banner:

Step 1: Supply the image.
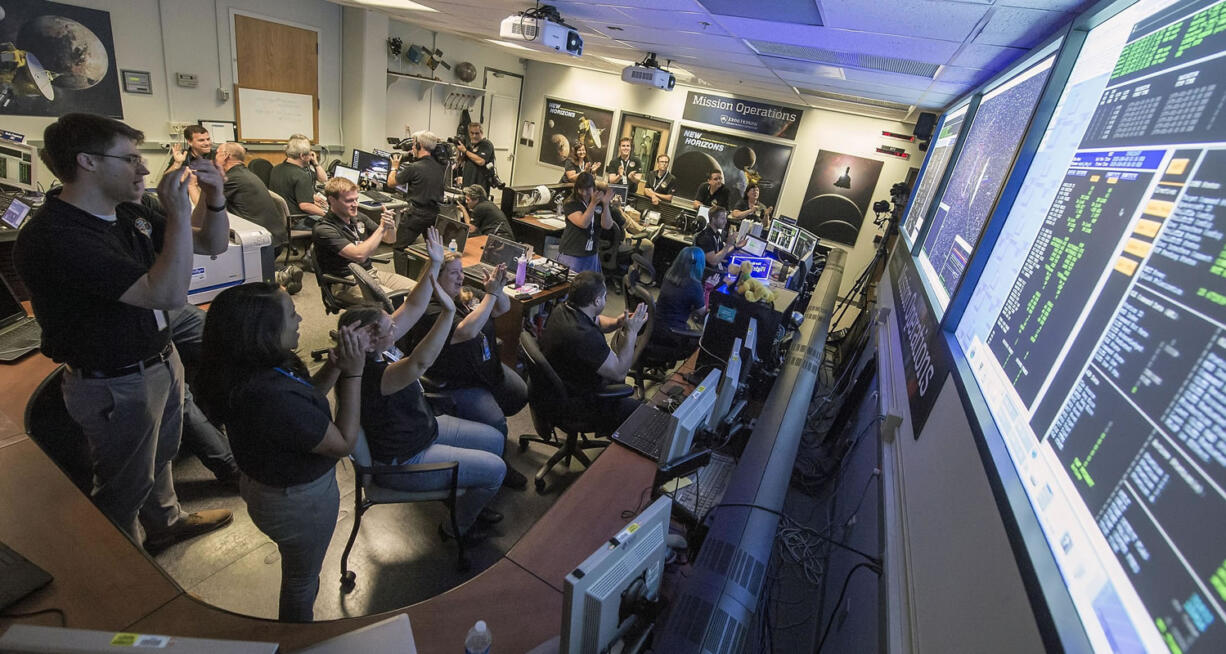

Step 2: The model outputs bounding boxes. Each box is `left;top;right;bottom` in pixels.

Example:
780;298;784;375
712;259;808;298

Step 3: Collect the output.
887;245;952;436
683;91;803;140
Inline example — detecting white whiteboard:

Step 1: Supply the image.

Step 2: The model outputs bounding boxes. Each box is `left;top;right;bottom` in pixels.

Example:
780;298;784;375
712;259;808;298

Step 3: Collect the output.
235;87;316;142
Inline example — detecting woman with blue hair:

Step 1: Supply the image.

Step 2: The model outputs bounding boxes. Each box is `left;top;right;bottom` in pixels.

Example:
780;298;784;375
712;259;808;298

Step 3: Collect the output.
652;246;709;349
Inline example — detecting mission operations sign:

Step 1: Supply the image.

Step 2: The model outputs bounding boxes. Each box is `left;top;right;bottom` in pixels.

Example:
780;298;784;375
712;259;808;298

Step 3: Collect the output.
683;91;804;140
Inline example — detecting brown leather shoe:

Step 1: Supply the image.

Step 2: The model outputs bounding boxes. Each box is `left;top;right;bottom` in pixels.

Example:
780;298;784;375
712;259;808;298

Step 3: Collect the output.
145;509;233;552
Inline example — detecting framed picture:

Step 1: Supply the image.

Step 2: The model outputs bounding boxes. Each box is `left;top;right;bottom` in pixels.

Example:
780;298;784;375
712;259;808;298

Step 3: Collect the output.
671;124;793;209
798;150;885;246
538;97;615;171
614;112;672;189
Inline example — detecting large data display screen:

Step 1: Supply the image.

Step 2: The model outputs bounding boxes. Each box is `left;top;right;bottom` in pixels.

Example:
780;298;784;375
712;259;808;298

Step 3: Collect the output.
917;55;1057;308
901;105;968;244
955;1;1226;651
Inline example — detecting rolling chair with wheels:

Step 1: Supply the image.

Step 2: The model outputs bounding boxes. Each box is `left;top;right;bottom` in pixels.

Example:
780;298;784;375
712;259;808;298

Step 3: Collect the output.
347;263;412;313
516;333;633;492
598;230;625;295
621;279;702;398
268;190;312;266
308;244;357;315
339;428;467;590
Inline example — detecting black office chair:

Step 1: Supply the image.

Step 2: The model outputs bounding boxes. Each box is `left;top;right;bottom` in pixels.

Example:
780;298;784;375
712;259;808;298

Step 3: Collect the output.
598;230;625;295
622;280;702;398
308;244;357;315
517;333;633;493
248;158;273;187
628;252;657;288
347;263;412;313
24;365;93;495
267;190;312;266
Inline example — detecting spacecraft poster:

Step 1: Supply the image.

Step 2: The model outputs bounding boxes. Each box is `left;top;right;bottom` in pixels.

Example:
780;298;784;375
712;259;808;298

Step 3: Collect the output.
538;97;614;172
0;0;123;118
799;150;884;246
670;126;792;209
682;91;803;140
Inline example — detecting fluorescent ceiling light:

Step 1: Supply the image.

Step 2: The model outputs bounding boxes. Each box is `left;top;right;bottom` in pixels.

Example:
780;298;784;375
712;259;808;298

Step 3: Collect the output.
485;39;535;52
357;0;437;11
598;56;636;67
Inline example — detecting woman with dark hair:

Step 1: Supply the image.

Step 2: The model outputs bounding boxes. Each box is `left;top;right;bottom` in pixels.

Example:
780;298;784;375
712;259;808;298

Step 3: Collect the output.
731;182;773;227
195;282;369;622
653;246;709;349
560;140;601;184
558;172;614;273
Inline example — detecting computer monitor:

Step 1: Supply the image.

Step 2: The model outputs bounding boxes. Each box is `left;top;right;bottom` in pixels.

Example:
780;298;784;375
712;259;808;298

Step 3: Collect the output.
792;227;817;262
743;317;758;365
741;234;767;257
561;495;672;654
480;234;528;269
435;215;469;253
728;255;771;281
2;197;32;230
766;220;798;252
658;368;721;465
608;183;629;204
332;164;360;184
350;149;391;185
706;337;742;431
0;141;39;194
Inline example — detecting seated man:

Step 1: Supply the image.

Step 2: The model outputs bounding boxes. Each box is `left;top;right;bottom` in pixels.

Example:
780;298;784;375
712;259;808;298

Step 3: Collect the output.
311;177;414;304
694;206;746;273
692;170;731;210
457;185;514;240
215;142;286;253
540;271;647;436
269;134;327;218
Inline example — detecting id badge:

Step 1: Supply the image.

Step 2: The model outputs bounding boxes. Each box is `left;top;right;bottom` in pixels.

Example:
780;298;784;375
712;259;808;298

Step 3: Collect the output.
586;237;594;251
480;333;492;361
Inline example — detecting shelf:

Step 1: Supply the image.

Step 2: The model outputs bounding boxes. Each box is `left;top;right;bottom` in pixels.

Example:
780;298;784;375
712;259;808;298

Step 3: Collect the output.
386;70;486;95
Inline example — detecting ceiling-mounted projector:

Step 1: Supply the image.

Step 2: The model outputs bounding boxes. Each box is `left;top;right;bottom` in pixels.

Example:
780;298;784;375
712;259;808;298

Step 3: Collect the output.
622;65;675;90
499;6;582;57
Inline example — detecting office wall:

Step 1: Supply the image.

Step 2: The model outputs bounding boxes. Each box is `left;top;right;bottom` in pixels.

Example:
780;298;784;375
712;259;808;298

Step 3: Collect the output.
8;0;343;188
514;60;922;298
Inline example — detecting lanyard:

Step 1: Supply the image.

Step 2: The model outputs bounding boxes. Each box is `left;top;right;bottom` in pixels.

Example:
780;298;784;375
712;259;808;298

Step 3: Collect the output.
274;366;314;388
652;171;669;191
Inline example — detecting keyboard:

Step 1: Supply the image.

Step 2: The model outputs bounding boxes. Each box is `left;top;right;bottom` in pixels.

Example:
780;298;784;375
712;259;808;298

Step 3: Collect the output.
671;452;736;523
0;319;41;361
0;540;53;611
611;403;676;462
462;262;497;279
363;189;393;203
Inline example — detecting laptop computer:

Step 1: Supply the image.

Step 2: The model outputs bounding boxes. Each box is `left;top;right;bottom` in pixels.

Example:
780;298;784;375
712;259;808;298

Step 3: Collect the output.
0;275;40;362
464;234;528;279
2;196;32;230
435;214;469;253
0;540;53;612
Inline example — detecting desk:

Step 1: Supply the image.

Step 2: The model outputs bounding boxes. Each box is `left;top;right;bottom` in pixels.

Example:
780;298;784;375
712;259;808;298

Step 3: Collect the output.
402;235;570;368
510;215;565;255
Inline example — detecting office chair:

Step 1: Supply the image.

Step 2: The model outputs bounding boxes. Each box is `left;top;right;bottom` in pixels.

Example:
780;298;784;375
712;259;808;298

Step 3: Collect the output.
24;365;92;494
628;252;657;288
308;244;358;315
622;280;702;398
347;263;412;313
339;428;468;590
268;190;312;266
598;230;625;295
517;333;633;493
248;158;273;187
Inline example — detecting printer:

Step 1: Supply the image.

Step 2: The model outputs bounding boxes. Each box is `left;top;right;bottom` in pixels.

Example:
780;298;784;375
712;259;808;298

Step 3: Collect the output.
188;213;275;304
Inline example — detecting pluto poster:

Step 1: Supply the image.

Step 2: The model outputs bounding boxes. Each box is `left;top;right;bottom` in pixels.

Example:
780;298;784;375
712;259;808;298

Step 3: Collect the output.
538;98;614;171
799;150;884;246
0;0;122;118
671;126;792;209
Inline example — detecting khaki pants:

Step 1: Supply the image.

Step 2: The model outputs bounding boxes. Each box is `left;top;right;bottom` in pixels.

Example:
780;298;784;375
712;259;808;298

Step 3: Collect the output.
332;268;415;305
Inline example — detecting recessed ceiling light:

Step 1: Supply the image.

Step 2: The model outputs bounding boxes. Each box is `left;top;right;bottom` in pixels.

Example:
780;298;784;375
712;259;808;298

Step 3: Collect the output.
484;39;534;52
357;0;437;11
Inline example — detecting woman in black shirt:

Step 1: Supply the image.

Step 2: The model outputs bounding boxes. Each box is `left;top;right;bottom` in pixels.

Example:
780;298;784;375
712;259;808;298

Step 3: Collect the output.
196;282;368;622
653;246;708;350
560;140;601;184
731;182;773;228
558;172;614;273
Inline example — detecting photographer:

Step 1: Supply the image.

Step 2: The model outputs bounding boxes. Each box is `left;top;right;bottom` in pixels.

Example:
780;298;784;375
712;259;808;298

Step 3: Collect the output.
388;130;446;249
455;122;496;193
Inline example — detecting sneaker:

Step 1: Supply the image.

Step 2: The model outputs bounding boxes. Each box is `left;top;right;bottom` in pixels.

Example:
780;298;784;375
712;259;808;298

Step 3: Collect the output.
502;466;528;491
276;265;304;295
477;507;503;524
145;509;233;552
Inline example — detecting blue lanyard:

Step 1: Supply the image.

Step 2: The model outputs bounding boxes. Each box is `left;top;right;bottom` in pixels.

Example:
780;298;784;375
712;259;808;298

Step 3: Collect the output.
274;366;314;388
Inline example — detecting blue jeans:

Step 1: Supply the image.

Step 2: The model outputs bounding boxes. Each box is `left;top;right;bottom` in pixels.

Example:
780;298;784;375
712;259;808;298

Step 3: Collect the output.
444;364;527;436
376;415;505;531
240;471;339;622
557;252;600;273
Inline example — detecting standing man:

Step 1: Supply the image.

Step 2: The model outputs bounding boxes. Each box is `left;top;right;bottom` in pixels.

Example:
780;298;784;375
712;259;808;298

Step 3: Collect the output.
692;170;731;210
387;130;445;250
642;154;676;206
269;134;327;218
606;137;642;188
311;177;415;304
15;113;233;550
455;122;496;193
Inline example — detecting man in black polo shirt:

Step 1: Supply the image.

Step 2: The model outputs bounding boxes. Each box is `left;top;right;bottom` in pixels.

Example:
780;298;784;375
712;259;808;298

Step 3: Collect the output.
694;206;746;270
15;113;233;549
311;176;414;304
642;154;676;206
269;134;327;218
215;142;286;252
692;170;731;210
540;271;647;435
606;137;642;188
455;122;496;192
388;130;446;249
457;185;514;240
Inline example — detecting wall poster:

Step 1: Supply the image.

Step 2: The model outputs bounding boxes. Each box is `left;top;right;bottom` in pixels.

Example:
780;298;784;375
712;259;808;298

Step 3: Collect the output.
614;111;672;190
0;0;123;118
682;91;803;139
798;150;884;246
671;125;792;209
538;97;615;171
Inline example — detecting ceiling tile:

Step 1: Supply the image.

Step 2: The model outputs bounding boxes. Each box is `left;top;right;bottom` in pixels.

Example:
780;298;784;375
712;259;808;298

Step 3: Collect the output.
820;0;990;43
934;65;991;84
721;19;961;64
974;6;1073;48
696;0;822;24
949;43;1029;70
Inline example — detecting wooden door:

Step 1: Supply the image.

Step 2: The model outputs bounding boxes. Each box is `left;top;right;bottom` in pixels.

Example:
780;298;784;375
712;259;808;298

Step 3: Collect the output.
233;14;319;140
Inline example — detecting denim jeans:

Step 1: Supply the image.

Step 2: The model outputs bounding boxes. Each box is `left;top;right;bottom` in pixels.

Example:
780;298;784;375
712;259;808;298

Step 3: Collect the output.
240;470;339;622
557;252;600;273
377;415;505;531
444;364;528;436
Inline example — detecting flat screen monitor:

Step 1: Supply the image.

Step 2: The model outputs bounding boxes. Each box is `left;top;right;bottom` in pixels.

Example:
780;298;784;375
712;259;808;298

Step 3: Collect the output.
608;183;629;204
0;141;39;194
741;234;767;257
659;368;721;465
728;255;772;281
902;103;970;244
792;226;818;262
350;149;390;185
953;0;1226;651
918;53;1058;309
766;220;798;252
561;495;671;654
480;234;528;270
332;165;360;184
706;337;742;431
435;215;469;253
2;197;31;230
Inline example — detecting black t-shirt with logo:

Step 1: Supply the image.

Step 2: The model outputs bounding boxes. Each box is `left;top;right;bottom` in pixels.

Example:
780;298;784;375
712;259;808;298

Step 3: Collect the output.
560;199;604;257
540;303;611;395
695;183;732;209
606;156;641;184
312;211;380;277
644;170;677;196
227;367;336;487
405;290;504;389
460;139;497;190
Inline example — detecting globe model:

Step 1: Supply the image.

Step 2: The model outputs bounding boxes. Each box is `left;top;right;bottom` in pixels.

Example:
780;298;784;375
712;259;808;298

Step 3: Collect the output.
454;61;477;83
17;15;109;90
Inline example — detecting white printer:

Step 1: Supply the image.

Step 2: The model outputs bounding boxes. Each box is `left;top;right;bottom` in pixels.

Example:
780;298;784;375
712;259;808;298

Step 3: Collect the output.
188;212;274;304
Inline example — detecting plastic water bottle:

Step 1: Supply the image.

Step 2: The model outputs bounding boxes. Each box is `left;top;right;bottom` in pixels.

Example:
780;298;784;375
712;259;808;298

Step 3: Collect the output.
515;254;528;287
464;620;492;654
448;238;458;253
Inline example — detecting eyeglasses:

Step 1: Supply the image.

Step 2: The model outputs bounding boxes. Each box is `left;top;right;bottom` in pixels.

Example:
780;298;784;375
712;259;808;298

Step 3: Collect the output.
86;152;147;167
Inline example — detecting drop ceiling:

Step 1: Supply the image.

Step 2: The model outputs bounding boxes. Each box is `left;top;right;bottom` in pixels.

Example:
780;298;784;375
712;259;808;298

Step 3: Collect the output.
333;0;1096;121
